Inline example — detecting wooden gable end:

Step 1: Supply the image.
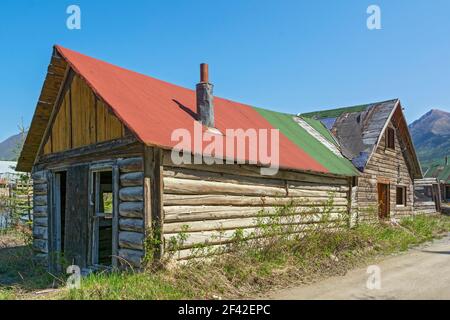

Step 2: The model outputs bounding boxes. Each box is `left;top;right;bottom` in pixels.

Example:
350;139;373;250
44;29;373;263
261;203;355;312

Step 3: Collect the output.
42;74;127;156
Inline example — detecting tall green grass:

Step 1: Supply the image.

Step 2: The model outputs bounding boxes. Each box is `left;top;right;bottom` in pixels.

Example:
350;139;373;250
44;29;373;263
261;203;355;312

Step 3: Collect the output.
58;214;450;300
2;214;450;300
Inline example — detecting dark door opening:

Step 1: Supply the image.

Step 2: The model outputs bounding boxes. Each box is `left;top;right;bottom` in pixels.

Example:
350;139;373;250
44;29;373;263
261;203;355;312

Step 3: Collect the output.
378;183;390;219
55;172;67;258
432;184;441;212
92;170;113;266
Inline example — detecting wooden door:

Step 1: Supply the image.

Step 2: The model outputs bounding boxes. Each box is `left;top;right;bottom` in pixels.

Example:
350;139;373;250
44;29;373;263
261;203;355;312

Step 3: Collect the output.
377;183;390;219
64;165;90;268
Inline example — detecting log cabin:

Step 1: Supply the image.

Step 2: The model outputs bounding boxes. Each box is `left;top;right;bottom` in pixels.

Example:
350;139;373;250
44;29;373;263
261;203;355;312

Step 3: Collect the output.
413;178;441;214
424;157;450;204
301;100;424;221
17;46;360;270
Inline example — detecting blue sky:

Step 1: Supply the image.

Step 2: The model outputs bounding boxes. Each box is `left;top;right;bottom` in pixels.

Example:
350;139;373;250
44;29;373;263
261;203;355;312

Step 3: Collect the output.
0;0;449;141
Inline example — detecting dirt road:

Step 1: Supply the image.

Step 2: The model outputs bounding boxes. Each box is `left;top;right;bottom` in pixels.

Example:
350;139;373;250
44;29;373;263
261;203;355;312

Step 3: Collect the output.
267;234;450;300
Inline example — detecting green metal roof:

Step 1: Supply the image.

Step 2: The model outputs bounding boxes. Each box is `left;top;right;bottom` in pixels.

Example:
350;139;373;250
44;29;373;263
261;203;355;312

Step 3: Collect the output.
253;107;359;176
300;104;370;119
425;160;450;183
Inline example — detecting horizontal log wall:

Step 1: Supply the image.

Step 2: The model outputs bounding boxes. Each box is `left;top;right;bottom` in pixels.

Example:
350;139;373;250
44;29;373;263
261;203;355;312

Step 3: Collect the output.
118;157;145;267
32;171;49;265
413;179;438;214
357;123;415;221
162;158;351;260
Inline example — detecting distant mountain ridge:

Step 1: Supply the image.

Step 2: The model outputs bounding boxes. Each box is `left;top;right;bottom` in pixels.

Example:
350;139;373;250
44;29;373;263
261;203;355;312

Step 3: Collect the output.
0;133;26;161
409;109;450;170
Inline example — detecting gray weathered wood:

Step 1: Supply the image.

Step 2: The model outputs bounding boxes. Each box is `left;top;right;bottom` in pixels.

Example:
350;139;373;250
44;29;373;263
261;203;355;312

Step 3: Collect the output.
119;218;144;232
120;172;144;187
118;157;144;173
119;231;144;250
119;186;144;202
118;249;144;268
32;171;47;184
34;195;48;206
34;184;48;195
119;202;144;218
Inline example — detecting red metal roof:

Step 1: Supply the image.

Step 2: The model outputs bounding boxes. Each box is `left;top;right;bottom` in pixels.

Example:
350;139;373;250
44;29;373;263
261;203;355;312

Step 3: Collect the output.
55;46;331;174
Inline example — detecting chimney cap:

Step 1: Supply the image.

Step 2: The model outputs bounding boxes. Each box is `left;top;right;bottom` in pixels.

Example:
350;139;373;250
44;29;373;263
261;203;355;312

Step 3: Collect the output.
200;63;209;83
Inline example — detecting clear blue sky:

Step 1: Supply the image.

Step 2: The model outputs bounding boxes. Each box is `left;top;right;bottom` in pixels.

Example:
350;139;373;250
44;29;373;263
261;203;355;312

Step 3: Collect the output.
1;0;450;141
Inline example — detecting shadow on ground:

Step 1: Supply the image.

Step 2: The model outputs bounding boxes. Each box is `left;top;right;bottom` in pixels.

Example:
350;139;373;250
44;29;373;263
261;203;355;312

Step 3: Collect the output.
0;234;57;293
420;250;450;255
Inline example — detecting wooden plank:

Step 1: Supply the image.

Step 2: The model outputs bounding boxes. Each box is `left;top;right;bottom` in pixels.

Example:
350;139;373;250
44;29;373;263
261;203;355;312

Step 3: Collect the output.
118;157;144;173
119;231;144;250
118;249;143;268
119;186;144;202
119;218;144;232
121;172;144;187
164;205;347;223
163;194;348;207
164;177;287;197
119;202;144;218
64;165;90;268
164;212;344;233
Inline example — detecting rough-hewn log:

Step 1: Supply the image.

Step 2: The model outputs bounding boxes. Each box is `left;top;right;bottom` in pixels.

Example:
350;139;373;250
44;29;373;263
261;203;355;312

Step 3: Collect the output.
120;172;144;187
287;187;347;198
288;182;349;193
164;205;347;223
164;168;285;188
119;202;144;218
33;206;48;217
119;218;144;232
163;194;348;207
34;184;48;195
118;249;144;268
33;226;48;240
32;171;47;184
164;177;286;197
119;231;144;250
34;217;48;227
164;212;344;233
119;187;144;202
33;195;47;206
33;239;48;253
118;157;144;173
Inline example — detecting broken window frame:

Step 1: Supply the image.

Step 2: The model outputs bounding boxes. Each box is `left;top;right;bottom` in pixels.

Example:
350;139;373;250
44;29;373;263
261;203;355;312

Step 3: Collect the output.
89;163;119;268
386;127;395;150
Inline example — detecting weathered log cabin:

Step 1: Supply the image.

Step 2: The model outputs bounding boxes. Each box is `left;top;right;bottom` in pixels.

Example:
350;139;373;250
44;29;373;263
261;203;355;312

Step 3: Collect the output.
413;178;441;214
17;46;359;270
301;100;424;221
424;157;450;203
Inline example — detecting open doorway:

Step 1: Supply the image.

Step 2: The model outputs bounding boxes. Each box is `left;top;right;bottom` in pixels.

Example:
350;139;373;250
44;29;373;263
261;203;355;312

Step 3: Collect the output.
54;171;67;259
91;170;114;267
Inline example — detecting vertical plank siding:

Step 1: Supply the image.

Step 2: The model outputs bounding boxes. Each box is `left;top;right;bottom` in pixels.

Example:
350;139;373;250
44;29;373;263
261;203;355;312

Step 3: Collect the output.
43;74;126;155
